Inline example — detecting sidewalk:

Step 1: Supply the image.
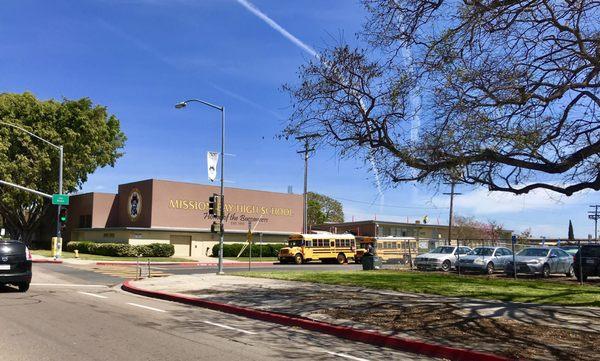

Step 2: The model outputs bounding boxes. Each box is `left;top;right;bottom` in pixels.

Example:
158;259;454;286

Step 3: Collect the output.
32;253;273;266
129;274;600;361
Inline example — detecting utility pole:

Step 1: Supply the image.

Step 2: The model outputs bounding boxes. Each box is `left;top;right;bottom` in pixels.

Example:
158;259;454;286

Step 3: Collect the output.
589;205;600;242
295;133;321;234
443;181;461;246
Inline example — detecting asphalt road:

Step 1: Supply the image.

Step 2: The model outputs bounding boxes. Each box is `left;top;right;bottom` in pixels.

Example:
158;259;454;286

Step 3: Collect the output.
0;264;433;361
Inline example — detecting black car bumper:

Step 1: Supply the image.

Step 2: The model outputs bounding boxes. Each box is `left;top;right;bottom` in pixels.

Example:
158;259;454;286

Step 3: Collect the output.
0;260;32;284
0;271;32;284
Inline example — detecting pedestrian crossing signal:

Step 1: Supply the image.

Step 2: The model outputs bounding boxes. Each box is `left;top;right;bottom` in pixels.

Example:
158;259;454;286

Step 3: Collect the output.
211;221;222;234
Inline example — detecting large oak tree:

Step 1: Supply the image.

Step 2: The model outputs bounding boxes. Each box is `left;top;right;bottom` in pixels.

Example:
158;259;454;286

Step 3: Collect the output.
0;92;126;244
285;0;600;196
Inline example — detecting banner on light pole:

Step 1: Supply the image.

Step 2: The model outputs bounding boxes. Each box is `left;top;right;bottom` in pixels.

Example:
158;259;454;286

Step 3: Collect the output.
207;151;219;182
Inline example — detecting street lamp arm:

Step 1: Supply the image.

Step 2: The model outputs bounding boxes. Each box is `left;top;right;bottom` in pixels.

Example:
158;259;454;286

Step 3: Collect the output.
0;120;61;150
180;99;223;111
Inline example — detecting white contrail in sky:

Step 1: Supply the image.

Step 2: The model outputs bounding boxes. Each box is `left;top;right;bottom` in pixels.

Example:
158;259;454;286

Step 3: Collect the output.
236;0;386;207
235;0;318;58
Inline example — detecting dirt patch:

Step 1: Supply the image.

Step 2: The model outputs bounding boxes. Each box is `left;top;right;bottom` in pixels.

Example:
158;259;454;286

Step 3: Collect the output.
183;284;598;360
324;304;597;360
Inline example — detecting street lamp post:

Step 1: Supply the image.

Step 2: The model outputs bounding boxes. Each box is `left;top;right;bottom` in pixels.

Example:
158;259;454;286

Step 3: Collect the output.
175;99;225;275
0;121;63;250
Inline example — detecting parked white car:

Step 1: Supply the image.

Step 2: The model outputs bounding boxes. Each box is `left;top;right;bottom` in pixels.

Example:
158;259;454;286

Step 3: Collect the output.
415;246;472;272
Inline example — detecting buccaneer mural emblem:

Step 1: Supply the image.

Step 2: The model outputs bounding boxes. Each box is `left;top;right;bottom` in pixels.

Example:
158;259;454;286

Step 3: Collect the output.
128;188;142;221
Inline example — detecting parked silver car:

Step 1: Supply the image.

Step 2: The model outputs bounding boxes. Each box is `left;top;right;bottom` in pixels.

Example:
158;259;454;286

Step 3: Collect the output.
505;247;574;278
458;246;513;274
415;246;472;272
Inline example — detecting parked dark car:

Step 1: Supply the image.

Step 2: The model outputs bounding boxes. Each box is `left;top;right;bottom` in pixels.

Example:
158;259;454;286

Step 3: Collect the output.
0;240;32;292
573;244;600;282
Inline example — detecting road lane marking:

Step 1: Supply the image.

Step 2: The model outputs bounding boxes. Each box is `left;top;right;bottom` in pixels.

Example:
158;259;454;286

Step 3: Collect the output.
78;291;108;299
30;283;108;287
324;351;369;361
126;302;166;313
203;320;257;335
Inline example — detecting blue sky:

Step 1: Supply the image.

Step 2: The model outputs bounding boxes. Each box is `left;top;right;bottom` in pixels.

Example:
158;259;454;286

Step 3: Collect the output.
1;0;598;238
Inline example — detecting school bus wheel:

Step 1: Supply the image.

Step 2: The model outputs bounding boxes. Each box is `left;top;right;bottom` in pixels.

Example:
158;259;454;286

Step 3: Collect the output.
336;253;347;264
294;253;303;265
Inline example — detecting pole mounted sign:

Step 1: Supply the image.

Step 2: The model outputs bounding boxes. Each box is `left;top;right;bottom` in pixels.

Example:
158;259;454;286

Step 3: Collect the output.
52;194;69;206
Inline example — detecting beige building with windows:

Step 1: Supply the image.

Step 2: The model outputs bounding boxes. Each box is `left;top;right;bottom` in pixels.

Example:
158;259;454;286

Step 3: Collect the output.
314;220;512;245
66;179;303;258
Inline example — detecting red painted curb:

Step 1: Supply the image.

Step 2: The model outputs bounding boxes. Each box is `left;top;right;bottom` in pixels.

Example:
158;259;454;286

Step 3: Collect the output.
97;261;203;266
122;280;513;361
32;259;63;264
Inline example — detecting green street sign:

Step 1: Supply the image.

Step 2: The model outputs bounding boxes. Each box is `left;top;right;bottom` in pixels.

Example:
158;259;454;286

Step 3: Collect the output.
52;194;69;206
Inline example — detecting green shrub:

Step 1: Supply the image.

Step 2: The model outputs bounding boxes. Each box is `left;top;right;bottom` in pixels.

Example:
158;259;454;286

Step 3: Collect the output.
212;243;286;258
145;243;175;257
66;241;175;257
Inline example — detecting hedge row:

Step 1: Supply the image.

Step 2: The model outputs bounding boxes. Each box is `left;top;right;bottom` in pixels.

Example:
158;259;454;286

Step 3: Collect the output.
211;243;286;258
66;241;175;257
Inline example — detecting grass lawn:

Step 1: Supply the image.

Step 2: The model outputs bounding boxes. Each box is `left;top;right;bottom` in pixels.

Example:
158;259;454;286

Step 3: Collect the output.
224;257;277;262
32;250;193;262
238;270;600;306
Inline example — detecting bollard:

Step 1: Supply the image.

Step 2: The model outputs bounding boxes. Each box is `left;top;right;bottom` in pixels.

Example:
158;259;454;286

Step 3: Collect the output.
74;249;79;258
136;254;141;280
147;258;151;278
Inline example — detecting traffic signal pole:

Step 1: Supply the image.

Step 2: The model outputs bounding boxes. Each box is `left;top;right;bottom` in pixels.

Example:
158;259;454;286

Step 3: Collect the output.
55;145;64;259
218;107;225;275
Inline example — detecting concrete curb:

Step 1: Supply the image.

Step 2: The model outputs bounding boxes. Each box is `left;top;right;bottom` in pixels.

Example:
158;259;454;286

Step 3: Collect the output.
122;280;512;361
32;259;63;264
97;261;276;267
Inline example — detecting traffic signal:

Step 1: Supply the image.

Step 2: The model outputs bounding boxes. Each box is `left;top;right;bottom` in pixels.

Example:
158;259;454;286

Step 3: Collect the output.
208;193;223;217
59;207;68;229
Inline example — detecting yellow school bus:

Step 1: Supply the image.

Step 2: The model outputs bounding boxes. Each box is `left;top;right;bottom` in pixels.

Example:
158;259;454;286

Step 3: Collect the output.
278;233;356;264
355;236;418;264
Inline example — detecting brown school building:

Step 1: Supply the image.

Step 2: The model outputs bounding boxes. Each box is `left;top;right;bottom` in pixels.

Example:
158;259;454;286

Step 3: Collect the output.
65;179;303;258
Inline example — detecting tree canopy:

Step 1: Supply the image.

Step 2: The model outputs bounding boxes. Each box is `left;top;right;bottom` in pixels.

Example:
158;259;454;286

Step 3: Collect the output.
453;215;504;241
307;192;344;226
0;92;126;243
285;0;600;196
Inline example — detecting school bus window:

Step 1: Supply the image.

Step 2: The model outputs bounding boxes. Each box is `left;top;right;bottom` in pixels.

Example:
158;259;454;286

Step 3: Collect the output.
289;239;303;247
